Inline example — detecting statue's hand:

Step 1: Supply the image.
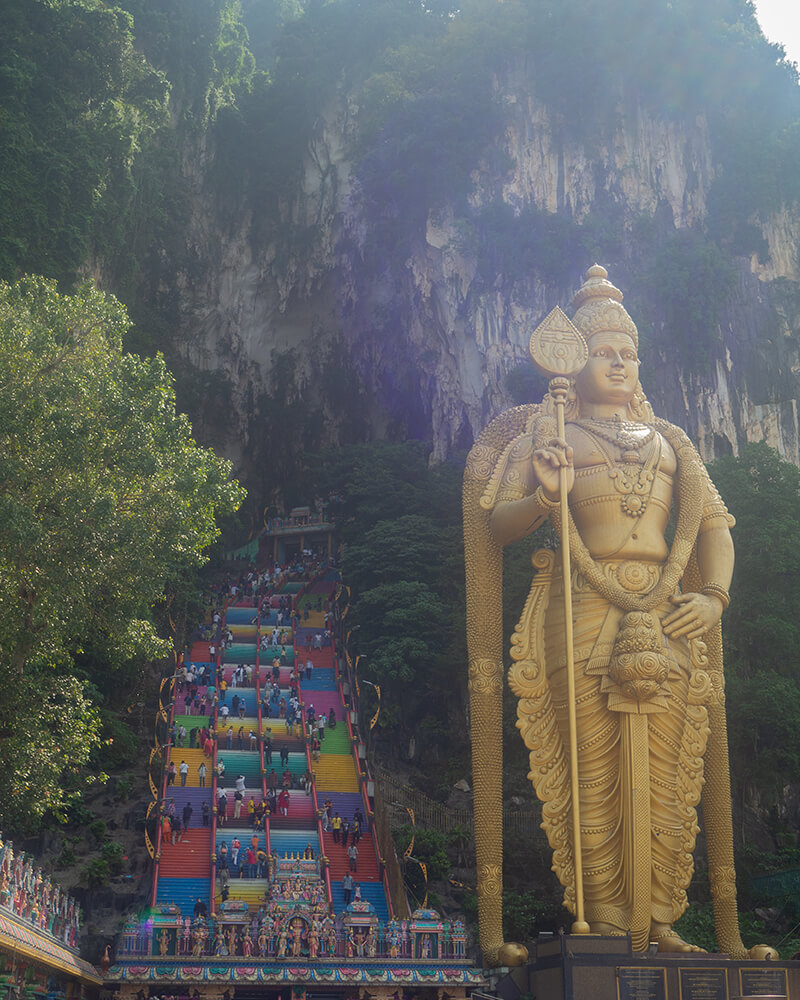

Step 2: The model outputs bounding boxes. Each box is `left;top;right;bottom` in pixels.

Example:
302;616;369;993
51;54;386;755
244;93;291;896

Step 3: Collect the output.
662;592;724;640
533;437;574;500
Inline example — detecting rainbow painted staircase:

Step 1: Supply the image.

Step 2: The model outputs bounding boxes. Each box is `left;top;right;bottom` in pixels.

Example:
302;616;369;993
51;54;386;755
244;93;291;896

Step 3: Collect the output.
152;571;393;925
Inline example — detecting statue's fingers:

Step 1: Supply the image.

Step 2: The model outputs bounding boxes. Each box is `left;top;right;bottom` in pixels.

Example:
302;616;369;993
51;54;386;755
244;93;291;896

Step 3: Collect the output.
669;617;703;639
663;608;694;631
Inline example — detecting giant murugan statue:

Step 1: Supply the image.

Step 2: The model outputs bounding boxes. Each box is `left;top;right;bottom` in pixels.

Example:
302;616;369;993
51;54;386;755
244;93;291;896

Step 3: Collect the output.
464;265;774;965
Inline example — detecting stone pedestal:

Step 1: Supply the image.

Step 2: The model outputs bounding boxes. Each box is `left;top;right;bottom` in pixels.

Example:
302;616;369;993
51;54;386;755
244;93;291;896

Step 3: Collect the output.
497;934;800;1000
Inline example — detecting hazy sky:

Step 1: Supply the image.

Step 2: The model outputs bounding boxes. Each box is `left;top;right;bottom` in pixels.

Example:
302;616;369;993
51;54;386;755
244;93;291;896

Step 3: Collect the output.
754;0;800;67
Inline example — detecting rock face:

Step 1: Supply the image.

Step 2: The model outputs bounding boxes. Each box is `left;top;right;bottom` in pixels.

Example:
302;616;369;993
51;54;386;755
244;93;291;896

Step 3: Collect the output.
172;69;800;472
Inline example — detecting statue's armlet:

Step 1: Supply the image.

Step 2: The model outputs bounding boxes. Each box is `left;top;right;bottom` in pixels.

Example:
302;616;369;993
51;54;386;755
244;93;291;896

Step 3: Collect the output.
699;466;735;530
481;432;536;509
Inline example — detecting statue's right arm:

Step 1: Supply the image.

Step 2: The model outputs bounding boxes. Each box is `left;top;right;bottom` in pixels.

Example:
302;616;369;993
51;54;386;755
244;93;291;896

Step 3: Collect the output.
488;436;574;546
489;493;549;547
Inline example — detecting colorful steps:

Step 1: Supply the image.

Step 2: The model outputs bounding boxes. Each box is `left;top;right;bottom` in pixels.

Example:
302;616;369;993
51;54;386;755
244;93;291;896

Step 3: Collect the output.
166;748;211;787
318;791;363;823
217;794;264;824
269;793;316;825
269;830;320;857
223;879;269;905
227;624;258;640
313;755;361;793
330;880;389;921
156;876;211;915
302;670;337;692
223;643;258;663
322;833;379;879
172;715;213;739
225;608;258;625
164;786;213;824
215;750;262;786
318;729;351;754
158;830;212;878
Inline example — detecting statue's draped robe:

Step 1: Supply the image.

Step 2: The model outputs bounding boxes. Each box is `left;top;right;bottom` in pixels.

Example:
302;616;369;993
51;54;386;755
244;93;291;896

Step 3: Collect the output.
483;417;733;950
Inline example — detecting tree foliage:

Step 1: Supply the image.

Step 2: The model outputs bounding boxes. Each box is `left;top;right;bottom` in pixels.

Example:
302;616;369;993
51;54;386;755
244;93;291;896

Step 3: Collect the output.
0;277;244;830
708;443;800;799
0;0;169;285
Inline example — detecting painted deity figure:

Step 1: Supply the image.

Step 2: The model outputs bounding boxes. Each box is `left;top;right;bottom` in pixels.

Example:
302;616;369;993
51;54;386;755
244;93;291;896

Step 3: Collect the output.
290;918;304;956
277;927;288;957
465;265;776;965
308;925;319;960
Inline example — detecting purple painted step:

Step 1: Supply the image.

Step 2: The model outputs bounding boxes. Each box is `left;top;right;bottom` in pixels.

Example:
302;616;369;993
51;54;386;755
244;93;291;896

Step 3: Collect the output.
299;692;340;715
163;787;213;830
316;791;363;822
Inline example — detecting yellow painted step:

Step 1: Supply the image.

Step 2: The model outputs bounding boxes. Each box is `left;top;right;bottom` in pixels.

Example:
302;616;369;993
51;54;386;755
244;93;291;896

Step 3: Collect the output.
167;748;211;787
222;879;269;906
312;755;360;793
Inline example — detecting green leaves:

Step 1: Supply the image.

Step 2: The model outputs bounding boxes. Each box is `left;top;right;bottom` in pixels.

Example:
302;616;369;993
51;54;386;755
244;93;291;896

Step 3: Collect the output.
0;0;168;285
707;443;800;800
0;276;244;831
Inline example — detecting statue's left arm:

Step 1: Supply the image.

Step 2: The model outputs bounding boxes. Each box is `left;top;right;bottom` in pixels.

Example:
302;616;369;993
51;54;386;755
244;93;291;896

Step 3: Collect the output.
663;456;735;640
663;517;733;639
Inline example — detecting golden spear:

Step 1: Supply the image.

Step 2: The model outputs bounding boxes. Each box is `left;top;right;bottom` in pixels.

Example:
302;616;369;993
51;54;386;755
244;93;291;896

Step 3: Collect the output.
529;305;590;935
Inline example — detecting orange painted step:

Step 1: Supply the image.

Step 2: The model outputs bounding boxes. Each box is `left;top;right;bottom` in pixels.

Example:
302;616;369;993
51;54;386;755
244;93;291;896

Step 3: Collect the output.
158;829;211;878
321;832;380;879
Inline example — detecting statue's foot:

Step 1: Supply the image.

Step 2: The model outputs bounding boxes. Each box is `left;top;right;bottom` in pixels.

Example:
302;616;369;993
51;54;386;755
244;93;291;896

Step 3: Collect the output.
748;944;780;960
498;941;529;966
651;924;706;953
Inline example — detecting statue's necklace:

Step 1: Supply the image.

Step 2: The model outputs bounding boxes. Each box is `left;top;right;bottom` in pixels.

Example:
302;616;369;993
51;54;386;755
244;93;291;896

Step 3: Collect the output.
575;421;662;518
579;415;656;462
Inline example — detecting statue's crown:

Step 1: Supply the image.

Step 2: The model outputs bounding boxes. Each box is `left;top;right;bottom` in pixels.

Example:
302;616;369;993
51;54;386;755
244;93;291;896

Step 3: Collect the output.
571;264;638;347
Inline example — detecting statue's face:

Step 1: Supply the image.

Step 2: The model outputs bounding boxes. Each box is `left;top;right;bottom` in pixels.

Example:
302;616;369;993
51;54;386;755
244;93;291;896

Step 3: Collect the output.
574;332;639;406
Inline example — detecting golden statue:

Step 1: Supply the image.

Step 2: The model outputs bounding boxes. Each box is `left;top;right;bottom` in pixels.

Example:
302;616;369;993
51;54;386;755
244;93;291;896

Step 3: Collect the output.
464;265;775;965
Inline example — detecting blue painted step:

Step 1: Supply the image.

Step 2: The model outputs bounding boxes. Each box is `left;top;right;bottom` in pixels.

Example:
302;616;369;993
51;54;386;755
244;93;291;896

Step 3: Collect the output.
220;688;258;714
302;668;337;691
225;608;259;625
329;880;389;921
156;877;210;918
269;829;320;858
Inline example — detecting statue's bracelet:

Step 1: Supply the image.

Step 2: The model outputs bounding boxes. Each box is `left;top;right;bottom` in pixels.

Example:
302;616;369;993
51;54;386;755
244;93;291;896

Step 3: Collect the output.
700;583;730;610
534;485;561;511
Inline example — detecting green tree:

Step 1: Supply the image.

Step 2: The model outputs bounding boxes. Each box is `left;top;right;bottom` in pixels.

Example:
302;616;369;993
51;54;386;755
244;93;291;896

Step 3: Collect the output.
0;276;245;831
705;444;800;802
0;0;169;285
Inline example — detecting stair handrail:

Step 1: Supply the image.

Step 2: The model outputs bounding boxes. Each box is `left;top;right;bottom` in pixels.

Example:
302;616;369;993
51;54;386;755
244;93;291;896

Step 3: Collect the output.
150;661;180;907
255;617;271;858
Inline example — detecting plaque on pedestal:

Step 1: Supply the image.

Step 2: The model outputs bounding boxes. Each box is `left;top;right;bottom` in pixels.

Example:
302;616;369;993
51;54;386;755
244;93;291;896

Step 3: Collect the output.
739;967;788;997
617;966;667;1000
679;966;729;1000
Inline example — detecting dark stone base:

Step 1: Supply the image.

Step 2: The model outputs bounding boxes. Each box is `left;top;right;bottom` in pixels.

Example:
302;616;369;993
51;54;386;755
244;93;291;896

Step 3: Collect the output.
494;934;800;1000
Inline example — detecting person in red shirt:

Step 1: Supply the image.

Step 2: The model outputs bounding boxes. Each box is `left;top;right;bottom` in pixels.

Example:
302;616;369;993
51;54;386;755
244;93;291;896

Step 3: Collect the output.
246;848;257;878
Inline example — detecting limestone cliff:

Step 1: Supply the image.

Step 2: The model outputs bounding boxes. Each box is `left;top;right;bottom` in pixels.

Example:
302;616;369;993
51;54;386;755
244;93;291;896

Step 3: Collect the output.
169;69;800;475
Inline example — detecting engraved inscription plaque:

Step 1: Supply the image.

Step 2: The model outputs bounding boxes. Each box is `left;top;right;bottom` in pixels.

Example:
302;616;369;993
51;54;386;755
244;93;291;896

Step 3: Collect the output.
617;966;668;1000
739;967;788;997
678;967;728;1000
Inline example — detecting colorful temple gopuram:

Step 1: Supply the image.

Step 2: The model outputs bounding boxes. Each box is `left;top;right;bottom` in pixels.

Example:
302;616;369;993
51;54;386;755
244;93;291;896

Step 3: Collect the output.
106;562;485;1000
0;835;100;1000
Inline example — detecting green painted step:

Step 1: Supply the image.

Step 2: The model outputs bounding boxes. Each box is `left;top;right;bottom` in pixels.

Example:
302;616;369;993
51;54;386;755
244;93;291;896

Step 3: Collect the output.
318;726;351;754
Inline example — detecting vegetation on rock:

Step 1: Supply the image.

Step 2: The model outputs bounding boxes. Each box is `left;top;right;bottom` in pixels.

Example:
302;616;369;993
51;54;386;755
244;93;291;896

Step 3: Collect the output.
0;277;244;832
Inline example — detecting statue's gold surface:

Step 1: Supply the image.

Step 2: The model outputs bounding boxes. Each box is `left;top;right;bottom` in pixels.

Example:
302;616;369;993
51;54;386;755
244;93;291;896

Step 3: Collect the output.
464;265;755;964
